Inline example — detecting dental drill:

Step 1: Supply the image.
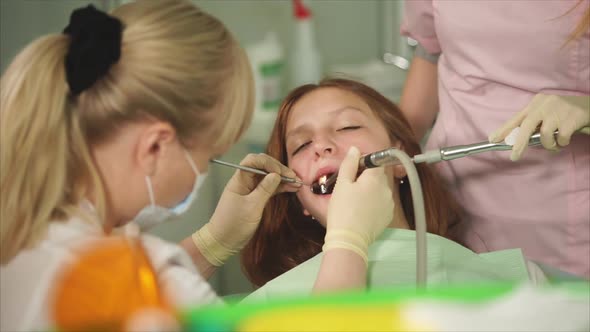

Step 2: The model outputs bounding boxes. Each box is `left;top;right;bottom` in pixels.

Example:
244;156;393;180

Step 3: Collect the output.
311;148;405;194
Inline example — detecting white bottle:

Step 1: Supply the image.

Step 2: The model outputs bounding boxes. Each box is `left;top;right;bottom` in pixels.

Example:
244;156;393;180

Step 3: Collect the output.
245;32;284;146
290;0;322;88
247;32;285;114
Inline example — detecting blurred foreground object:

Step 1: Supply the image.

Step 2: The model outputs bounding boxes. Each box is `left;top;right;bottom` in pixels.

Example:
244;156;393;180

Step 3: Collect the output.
52;236;175;331
184;283;588;332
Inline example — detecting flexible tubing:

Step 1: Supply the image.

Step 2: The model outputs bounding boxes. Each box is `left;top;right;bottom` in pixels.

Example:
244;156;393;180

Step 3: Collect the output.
387;149;427;286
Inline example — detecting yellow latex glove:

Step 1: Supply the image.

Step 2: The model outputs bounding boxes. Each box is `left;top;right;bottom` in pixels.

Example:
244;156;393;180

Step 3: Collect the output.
192;154;300;266
489;94;590;161
323;147;395;264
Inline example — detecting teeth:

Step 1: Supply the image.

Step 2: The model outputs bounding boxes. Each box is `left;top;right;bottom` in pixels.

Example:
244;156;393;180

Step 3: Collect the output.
318;175;328;185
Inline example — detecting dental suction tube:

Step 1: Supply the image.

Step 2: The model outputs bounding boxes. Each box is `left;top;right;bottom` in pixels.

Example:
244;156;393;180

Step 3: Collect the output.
414;131;548;164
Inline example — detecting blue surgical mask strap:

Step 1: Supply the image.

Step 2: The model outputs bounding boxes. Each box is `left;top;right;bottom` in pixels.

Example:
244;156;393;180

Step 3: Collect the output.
134;149;203;231
144;151;199;208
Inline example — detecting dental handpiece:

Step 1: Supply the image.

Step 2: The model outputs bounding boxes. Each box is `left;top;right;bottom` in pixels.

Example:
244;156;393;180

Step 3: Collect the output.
311;148;404;194
413;131;549;164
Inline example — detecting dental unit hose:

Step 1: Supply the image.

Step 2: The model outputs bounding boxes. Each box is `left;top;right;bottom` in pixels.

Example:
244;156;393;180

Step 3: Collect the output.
386;149;427;287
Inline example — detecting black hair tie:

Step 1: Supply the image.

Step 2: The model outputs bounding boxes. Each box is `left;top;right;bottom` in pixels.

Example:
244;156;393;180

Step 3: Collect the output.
63;5;123;96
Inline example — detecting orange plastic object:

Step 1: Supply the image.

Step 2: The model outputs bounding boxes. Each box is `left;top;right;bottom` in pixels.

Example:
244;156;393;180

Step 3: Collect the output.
52;236;172;331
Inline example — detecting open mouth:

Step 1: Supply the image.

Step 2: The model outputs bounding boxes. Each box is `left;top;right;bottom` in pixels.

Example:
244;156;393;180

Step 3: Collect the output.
311;172;336;195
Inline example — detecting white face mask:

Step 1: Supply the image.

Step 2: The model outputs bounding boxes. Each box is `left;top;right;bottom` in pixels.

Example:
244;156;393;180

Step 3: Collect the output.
134;150;207;231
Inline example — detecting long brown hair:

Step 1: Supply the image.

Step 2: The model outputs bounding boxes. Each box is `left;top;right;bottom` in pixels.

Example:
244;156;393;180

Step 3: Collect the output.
241;78;462;287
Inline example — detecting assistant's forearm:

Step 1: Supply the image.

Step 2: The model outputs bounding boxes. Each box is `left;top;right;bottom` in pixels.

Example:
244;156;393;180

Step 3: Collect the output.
399;56;440;141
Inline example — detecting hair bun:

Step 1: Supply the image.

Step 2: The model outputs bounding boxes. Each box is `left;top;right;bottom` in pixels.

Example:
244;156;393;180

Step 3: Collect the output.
63;5;123;96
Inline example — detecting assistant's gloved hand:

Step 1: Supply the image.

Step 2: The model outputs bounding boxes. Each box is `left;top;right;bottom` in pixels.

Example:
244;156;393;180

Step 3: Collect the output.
192;154;300;266
322;146;395;265
489;94;590;161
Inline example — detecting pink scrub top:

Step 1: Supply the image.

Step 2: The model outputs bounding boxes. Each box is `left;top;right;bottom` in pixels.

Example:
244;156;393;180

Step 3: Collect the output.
401;0;590;277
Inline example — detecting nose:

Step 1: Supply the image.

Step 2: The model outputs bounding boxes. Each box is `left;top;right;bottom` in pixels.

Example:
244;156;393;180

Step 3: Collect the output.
313;135;336;158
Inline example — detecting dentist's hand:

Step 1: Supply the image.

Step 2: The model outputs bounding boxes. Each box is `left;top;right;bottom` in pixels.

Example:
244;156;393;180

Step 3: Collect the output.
489;94;590;161
323;146;395;264
192;154;300;266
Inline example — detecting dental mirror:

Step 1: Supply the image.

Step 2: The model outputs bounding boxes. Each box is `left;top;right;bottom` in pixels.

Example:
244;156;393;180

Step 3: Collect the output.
310;173;337;195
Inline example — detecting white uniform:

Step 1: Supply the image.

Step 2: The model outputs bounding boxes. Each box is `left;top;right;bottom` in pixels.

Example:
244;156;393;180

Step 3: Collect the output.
0;208;220;332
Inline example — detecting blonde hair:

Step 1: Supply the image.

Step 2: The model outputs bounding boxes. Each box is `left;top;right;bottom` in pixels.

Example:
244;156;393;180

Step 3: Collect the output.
0;0;254;264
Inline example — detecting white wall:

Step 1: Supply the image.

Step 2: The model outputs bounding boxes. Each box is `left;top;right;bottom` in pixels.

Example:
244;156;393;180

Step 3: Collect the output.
0;0;108;71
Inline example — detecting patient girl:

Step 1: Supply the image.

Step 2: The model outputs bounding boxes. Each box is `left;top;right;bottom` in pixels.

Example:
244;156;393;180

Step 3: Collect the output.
241;79;541;298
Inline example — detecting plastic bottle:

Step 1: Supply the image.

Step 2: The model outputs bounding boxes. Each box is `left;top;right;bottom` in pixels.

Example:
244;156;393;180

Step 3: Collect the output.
246;32;285;114
244;32;284;149
290;0;321;88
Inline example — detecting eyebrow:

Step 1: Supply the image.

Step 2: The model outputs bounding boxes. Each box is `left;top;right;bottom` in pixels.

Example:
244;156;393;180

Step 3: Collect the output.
285;106;364;140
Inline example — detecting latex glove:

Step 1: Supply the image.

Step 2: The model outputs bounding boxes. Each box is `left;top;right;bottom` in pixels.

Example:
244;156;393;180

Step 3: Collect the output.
489;94;590;161
192;154;300;266
323;146;395;265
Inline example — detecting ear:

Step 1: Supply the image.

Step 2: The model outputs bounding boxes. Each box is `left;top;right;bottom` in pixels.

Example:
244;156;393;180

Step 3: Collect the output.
135;121;177;176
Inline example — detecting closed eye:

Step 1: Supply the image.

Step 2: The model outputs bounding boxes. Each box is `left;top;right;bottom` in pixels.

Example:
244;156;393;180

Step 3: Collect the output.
292;141;311;156
338;126;361;131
